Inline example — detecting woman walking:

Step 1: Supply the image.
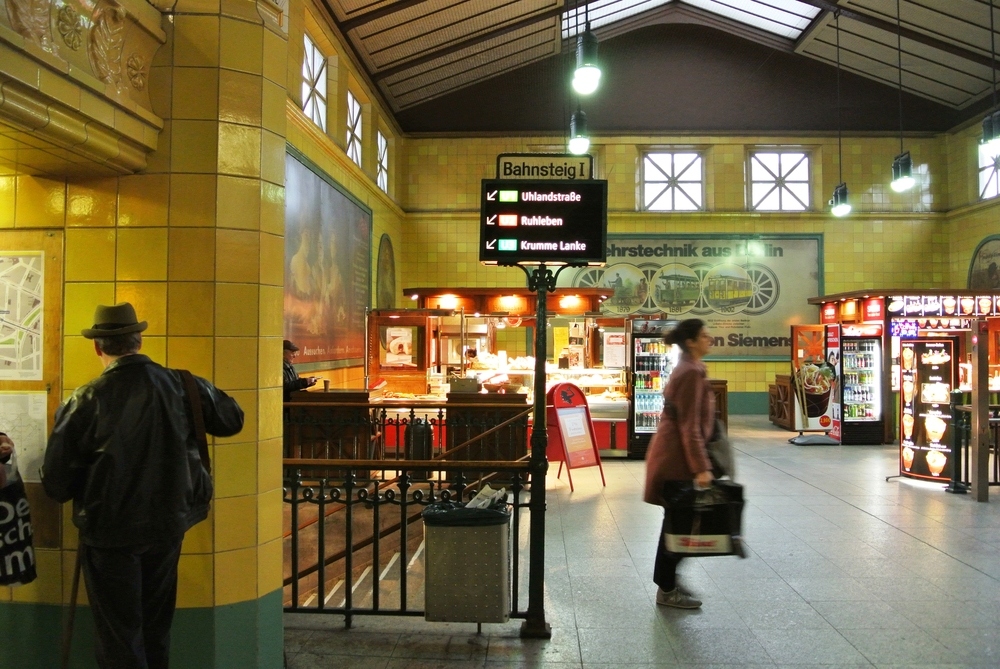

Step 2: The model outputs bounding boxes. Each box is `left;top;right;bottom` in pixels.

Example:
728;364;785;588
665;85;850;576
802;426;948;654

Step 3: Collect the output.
644;318;715;609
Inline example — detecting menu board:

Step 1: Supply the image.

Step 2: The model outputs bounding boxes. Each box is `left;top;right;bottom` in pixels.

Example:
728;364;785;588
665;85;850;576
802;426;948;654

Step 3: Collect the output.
899;340;954;481
887;295;1000;318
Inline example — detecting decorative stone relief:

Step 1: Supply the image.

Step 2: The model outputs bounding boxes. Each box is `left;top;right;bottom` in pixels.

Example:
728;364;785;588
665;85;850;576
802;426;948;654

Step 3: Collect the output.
5;0;54;52
88;0;126;90
126;53;145;90
56;4;82;50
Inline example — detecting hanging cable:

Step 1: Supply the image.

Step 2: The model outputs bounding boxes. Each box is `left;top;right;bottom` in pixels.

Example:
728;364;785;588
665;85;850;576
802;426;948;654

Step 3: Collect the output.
837;11;843;186
895;0;904;154
991;0;997;112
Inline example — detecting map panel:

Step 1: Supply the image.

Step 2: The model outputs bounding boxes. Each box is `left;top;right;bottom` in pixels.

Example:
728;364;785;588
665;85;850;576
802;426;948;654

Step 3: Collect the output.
0;392;47;483
0;253;43;380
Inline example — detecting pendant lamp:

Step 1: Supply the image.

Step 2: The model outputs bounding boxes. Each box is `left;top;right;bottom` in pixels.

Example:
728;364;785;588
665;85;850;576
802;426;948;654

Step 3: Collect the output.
572;2;600;95
890;0;914;193
568;108;590;155
830;12;851;217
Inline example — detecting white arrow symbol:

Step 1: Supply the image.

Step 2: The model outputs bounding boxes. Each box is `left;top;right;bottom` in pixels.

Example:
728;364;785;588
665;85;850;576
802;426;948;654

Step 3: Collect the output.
486;215;497;225
486;239;497;249
486;190;497;201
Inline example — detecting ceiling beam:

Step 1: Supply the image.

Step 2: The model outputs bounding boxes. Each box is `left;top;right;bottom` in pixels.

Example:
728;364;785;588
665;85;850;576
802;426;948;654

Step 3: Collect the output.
795;0;999;70
372;6;565;82
339;0;431;33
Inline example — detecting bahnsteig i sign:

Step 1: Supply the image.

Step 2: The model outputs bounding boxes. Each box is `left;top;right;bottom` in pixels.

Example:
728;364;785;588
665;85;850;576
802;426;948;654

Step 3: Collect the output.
557;234;824;360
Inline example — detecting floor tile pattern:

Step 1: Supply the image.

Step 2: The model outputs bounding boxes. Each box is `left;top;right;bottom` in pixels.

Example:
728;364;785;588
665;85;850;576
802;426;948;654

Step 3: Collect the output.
284;417;1000;668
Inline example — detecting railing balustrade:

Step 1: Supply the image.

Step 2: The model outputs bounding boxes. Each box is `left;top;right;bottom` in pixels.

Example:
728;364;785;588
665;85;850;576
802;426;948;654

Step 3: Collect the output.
282;399;538;627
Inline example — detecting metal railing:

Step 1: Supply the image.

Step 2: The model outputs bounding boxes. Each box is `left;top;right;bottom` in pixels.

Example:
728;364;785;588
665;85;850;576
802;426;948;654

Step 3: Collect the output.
949;399;1000;488
281;400;540;628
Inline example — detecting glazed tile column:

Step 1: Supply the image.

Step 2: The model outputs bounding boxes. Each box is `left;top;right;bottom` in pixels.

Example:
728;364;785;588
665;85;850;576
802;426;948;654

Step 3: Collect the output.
140;1;287;666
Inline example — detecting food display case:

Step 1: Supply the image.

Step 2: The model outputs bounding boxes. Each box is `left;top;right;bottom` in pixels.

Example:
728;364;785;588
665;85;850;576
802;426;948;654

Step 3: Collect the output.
899;339;956;480
626;319;679;458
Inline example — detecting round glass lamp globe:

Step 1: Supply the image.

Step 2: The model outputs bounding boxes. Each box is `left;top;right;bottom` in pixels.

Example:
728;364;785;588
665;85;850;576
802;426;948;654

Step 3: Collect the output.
568;136;590;155
890;176;915;193
831;202;851;217
572;66;601;95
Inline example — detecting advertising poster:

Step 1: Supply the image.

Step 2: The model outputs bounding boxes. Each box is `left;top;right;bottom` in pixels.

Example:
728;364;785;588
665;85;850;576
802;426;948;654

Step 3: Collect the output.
899;339;954;480
967;236;1000;290
825;325;842;441
284;152;371;365
603;332;627;368
561;235;821;359
791;324;837;432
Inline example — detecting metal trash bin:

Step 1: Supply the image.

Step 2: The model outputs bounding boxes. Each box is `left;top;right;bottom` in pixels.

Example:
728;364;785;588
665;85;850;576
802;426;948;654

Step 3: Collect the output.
422;501;510;623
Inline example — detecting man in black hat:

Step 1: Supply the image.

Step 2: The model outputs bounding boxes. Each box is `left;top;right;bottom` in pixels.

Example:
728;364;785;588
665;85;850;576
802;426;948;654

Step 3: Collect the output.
43;302;244;669
283;339;317;401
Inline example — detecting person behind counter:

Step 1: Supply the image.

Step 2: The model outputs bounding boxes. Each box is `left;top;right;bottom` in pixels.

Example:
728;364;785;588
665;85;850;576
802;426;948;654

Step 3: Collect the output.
283;339;317;401
643;318;715;610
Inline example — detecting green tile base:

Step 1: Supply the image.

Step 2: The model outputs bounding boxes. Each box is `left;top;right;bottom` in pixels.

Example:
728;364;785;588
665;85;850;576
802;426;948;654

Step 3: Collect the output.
0;589;282;669
729;391;768;414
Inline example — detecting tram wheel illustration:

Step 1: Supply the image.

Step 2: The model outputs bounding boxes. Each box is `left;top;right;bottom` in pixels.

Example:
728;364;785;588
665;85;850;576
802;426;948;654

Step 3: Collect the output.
743;264;780;315
572;267;604;289
689;264;713;315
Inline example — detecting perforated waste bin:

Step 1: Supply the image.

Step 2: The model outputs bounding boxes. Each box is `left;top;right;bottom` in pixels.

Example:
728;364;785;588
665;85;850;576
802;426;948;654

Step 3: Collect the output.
422;501;510;623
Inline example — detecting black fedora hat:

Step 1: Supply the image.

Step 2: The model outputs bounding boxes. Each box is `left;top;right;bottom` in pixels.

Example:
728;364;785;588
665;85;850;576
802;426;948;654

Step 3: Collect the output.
283;339;299;352
81;303;148;339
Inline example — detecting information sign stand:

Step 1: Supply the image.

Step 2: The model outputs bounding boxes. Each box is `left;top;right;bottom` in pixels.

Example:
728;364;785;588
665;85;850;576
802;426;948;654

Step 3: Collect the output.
546;383;606;492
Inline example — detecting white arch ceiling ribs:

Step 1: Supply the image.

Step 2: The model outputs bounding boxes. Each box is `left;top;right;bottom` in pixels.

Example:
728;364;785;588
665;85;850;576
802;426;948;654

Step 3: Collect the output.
322;0;999;112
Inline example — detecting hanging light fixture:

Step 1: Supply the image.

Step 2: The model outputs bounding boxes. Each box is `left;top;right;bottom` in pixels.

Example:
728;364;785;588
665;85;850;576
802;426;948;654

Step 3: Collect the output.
830;12;851;217
573;23;600;95
890;0;914;192
982;0;1000;150
572;1;600;95
568;108;590;155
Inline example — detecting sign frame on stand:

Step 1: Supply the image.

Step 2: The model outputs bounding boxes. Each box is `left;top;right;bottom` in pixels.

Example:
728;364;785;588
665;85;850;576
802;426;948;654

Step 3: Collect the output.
545;383;606;492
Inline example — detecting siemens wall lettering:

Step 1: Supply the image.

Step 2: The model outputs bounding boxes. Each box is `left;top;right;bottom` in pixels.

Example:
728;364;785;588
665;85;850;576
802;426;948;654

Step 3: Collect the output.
480;179;607;265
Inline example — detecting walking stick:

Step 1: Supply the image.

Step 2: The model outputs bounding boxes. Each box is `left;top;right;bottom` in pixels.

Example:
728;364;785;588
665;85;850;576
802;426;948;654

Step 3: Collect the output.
61;546;83;669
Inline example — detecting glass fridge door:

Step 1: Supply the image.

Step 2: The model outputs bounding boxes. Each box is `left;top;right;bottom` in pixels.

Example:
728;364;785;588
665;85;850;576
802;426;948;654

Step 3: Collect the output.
632;336;679;433
841;337;882;422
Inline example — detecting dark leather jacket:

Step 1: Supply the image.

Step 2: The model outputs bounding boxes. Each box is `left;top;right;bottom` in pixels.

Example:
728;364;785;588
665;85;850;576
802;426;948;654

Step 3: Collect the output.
43;355;244;548
283;359;310;401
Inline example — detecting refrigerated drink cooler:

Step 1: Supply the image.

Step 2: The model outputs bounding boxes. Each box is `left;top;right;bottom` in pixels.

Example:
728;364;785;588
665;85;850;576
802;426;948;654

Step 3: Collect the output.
627;319;679;458
839;336;885;445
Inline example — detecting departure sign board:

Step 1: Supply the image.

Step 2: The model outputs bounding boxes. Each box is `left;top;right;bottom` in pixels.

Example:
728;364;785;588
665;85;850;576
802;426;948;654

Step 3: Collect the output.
479;179;607;265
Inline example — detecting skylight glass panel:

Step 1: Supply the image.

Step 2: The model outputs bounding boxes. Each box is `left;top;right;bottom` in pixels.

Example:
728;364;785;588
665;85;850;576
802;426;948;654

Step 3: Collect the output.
562;0;820;40
562;0;672;39
683;0;819;39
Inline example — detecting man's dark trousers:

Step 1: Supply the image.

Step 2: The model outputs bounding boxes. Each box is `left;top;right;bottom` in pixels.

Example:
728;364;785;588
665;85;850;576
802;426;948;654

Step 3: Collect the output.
80;538;184;669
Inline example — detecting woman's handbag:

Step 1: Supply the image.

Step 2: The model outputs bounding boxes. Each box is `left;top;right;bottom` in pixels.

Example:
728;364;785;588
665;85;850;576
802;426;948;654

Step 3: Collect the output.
662;481;745;558
0;449;37;586
706;419;735;479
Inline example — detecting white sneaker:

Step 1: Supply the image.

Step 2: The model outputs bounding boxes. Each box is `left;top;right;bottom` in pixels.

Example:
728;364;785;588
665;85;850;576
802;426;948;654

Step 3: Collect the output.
655;587;702;609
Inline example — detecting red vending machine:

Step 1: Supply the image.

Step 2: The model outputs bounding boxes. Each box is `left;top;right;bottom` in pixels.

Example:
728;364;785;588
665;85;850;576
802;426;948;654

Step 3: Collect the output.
839;324;885;445
626;319;678;458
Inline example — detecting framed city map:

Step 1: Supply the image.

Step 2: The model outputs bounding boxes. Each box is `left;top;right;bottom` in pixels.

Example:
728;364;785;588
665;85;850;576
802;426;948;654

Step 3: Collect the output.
0;253;43;380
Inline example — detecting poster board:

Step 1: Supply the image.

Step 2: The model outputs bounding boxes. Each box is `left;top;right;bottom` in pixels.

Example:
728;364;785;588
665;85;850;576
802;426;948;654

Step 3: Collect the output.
545;383;605;491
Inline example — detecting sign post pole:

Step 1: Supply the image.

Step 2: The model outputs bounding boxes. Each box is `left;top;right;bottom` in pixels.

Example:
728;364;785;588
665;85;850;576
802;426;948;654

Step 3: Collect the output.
519;263;556;639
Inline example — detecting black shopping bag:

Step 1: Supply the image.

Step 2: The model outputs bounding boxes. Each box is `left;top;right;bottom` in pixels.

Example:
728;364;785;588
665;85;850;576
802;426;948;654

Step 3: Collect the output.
663;481;745;558
0;478;37;585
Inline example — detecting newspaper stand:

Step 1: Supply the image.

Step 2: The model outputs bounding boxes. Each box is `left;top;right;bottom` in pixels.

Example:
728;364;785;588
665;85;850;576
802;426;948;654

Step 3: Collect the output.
423;502;510;624
546;383;606;492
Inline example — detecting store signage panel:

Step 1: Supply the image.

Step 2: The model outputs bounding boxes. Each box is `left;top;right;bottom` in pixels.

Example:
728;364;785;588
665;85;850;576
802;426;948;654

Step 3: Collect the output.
862;297;884;322
558;235;822;360
887;294;1000;318
479;179;607;265
496;153;594;180
898;339;955;481
820;302;838;324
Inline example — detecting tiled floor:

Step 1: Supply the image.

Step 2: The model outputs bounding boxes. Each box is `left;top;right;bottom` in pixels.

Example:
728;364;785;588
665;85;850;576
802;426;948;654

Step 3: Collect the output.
283;416;1000;668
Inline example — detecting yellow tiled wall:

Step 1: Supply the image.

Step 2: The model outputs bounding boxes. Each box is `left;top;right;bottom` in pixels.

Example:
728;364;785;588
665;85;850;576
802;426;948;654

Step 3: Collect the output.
397;133;958;393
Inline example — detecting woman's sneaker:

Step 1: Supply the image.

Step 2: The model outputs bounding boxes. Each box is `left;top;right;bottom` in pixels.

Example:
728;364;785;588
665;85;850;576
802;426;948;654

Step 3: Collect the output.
656;587;702;609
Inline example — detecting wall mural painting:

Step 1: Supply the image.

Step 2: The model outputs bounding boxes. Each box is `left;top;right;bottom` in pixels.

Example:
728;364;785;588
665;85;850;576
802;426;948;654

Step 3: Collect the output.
376;233;396;309
284;152;371;365
559;235;823;360
968;236;1000;291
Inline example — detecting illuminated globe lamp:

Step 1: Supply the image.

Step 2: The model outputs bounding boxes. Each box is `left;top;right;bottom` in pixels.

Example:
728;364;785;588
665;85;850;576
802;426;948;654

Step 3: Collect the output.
829;182;851;217
890;151;914;193
572;25;600;95
568;109;590;155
